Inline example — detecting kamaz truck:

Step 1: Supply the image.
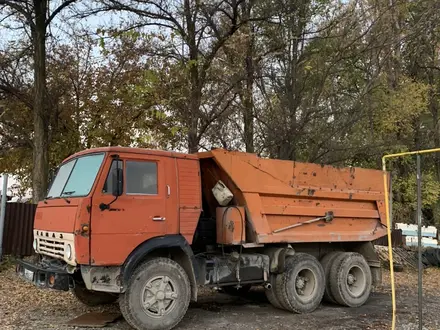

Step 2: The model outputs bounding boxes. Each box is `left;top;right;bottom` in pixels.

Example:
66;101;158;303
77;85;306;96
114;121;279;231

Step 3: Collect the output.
16;147;387;330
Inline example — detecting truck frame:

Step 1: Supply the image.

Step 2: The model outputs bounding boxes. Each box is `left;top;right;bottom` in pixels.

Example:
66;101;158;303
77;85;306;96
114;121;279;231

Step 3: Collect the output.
16;147;387;330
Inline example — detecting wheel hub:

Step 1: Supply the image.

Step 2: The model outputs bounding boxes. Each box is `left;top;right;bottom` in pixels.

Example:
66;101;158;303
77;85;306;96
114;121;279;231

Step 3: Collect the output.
296;277;305;291
347;273;356;286
141;275;178;318
156;291;165;300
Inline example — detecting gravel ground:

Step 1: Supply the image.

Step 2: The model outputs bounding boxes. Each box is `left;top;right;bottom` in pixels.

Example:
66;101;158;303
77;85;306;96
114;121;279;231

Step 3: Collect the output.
1;262;440;330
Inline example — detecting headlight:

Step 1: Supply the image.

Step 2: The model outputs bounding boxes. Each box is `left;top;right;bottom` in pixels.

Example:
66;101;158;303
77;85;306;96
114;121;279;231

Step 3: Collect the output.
33;239;38;252
65;244;72;260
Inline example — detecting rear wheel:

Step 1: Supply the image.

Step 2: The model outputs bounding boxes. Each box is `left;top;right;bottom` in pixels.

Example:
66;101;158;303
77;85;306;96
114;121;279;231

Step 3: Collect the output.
119;258;191;330
320;251;344;304
329;252;372;307
265;274;284;310
279;253;325;313
274;272;292;310
72;282;118;307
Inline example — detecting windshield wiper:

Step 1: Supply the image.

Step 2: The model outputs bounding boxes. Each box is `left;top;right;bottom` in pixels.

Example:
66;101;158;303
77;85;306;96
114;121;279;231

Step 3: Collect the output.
62;191;76;196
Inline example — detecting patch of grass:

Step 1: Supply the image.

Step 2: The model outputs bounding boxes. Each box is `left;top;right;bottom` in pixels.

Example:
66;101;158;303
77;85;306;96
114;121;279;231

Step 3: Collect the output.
0;255;16;272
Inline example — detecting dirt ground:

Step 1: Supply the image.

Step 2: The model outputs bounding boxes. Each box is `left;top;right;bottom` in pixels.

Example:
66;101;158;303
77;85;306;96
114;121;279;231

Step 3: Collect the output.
1;263;440;330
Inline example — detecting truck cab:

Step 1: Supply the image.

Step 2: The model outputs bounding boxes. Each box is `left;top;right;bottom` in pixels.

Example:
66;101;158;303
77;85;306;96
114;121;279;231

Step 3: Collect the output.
18;147;201;304
29;147;202;263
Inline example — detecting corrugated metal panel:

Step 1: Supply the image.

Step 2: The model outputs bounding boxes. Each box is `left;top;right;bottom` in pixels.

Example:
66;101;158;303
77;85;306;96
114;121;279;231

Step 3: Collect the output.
373;229;403;247
177;158;202;244
177;159;202;207
2;203;36;256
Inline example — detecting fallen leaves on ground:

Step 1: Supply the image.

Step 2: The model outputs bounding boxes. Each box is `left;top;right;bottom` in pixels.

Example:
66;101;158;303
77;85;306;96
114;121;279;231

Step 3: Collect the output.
0;266;124;330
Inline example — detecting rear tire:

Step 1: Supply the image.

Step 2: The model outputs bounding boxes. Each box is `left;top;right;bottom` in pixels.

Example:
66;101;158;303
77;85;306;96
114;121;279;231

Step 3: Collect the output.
119;258;191;330
329;252;372;307
275;272;292;310
265;274;284;310
72;282;118;307
320;251;344;304
279;253;325;313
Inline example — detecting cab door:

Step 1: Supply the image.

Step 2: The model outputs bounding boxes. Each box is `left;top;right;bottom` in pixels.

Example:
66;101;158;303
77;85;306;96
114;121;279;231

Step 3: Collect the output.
91;154;168;266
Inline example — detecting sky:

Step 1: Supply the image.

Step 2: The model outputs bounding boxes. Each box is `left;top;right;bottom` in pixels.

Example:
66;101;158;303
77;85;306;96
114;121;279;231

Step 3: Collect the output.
0;175;15;196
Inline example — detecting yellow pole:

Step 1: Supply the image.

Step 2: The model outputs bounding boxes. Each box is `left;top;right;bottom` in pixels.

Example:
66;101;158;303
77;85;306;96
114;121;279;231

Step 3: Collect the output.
383;147;440;159
381;147;440;330
382;157;396;330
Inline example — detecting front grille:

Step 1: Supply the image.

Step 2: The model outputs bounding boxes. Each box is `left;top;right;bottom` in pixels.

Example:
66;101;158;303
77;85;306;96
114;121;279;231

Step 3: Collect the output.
35;230;66;260
38;238;65;258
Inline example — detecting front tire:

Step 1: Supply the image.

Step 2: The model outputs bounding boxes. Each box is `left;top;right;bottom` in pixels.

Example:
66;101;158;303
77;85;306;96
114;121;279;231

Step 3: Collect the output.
119;258;191;330
72;282;118;307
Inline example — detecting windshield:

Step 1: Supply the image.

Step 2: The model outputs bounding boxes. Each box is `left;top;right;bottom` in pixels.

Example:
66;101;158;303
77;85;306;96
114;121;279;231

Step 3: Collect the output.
47;153;105;198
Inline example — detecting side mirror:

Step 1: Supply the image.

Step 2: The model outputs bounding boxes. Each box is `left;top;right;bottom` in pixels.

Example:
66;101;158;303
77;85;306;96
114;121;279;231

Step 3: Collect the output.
112;167;123;197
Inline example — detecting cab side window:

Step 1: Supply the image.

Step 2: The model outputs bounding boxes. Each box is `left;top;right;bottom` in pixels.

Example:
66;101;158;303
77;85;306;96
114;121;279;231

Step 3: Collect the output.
102;159;123;194
126;161;158;195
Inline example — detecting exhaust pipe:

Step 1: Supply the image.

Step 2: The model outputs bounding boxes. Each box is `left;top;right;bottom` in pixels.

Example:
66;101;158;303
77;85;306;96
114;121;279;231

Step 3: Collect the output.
264;283;272;290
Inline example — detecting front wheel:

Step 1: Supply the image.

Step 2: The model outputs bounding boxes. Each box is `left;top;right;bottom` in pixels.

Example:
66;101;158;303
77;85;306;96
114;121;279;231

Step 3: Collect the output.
119;258;191;330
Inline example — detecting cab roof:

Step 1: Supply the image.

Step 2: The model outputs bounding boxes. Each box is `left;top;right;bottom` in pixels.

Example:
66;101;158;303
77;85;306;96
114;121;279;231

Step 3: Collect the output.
62;146;199;163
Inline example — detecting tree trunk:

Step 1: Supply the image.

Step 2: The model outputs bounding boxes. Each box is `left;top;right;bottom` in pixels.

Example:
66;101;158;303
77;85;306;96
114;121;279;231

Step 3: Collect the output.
241;0;254;153
32;0;49;202
430;82;440;180
185;0;201;154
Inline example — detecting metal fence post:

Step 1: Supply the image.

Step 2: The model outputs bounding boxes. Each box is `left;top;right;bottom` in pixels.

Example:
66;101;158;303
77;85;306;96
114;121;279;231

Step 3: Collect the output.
416;155;423;330
0;174;8;259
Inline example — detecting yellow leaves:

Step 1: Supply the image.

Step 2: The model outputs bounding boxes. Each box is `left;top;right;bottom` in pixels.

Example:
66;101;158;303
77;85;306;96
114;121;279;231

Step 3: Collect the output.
378;77;429;133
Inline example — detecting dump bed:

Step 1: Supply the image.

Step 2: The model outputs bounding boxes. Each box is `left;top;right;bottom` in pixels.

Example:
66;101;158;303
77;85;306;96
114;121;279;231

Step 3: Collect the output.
198;150;387;244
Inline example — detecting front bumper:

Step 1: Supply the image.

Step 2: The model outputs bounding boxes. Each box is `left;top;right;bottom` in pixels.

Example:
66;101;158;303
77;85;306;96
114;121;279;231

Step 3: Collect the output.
16;258;73;291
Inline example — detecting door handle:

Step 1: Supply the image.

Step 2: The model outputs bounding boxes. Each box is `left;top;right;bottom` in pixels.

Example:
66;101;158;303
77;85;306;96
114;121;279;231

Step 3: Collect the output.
153;216;166;221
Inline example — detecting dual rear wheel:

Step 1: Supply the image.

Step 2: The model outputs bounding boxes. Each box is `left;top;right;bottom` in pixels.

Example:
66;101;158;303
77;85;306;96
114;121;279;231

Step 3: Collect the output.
265;253;325;313
326;252;372;307
265;252;372;313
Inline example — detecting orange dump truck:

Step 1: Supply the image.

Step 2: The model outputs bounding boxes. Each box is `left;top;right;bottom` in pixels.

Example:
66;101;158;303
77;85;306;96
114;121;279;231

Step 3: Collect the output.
16;147;387;330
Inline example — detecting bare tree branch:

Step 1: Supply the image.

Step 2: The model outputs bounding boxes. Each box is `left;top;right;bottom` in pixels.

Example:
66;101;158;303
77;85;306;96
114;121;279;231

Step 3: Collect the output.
46;0;78;27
